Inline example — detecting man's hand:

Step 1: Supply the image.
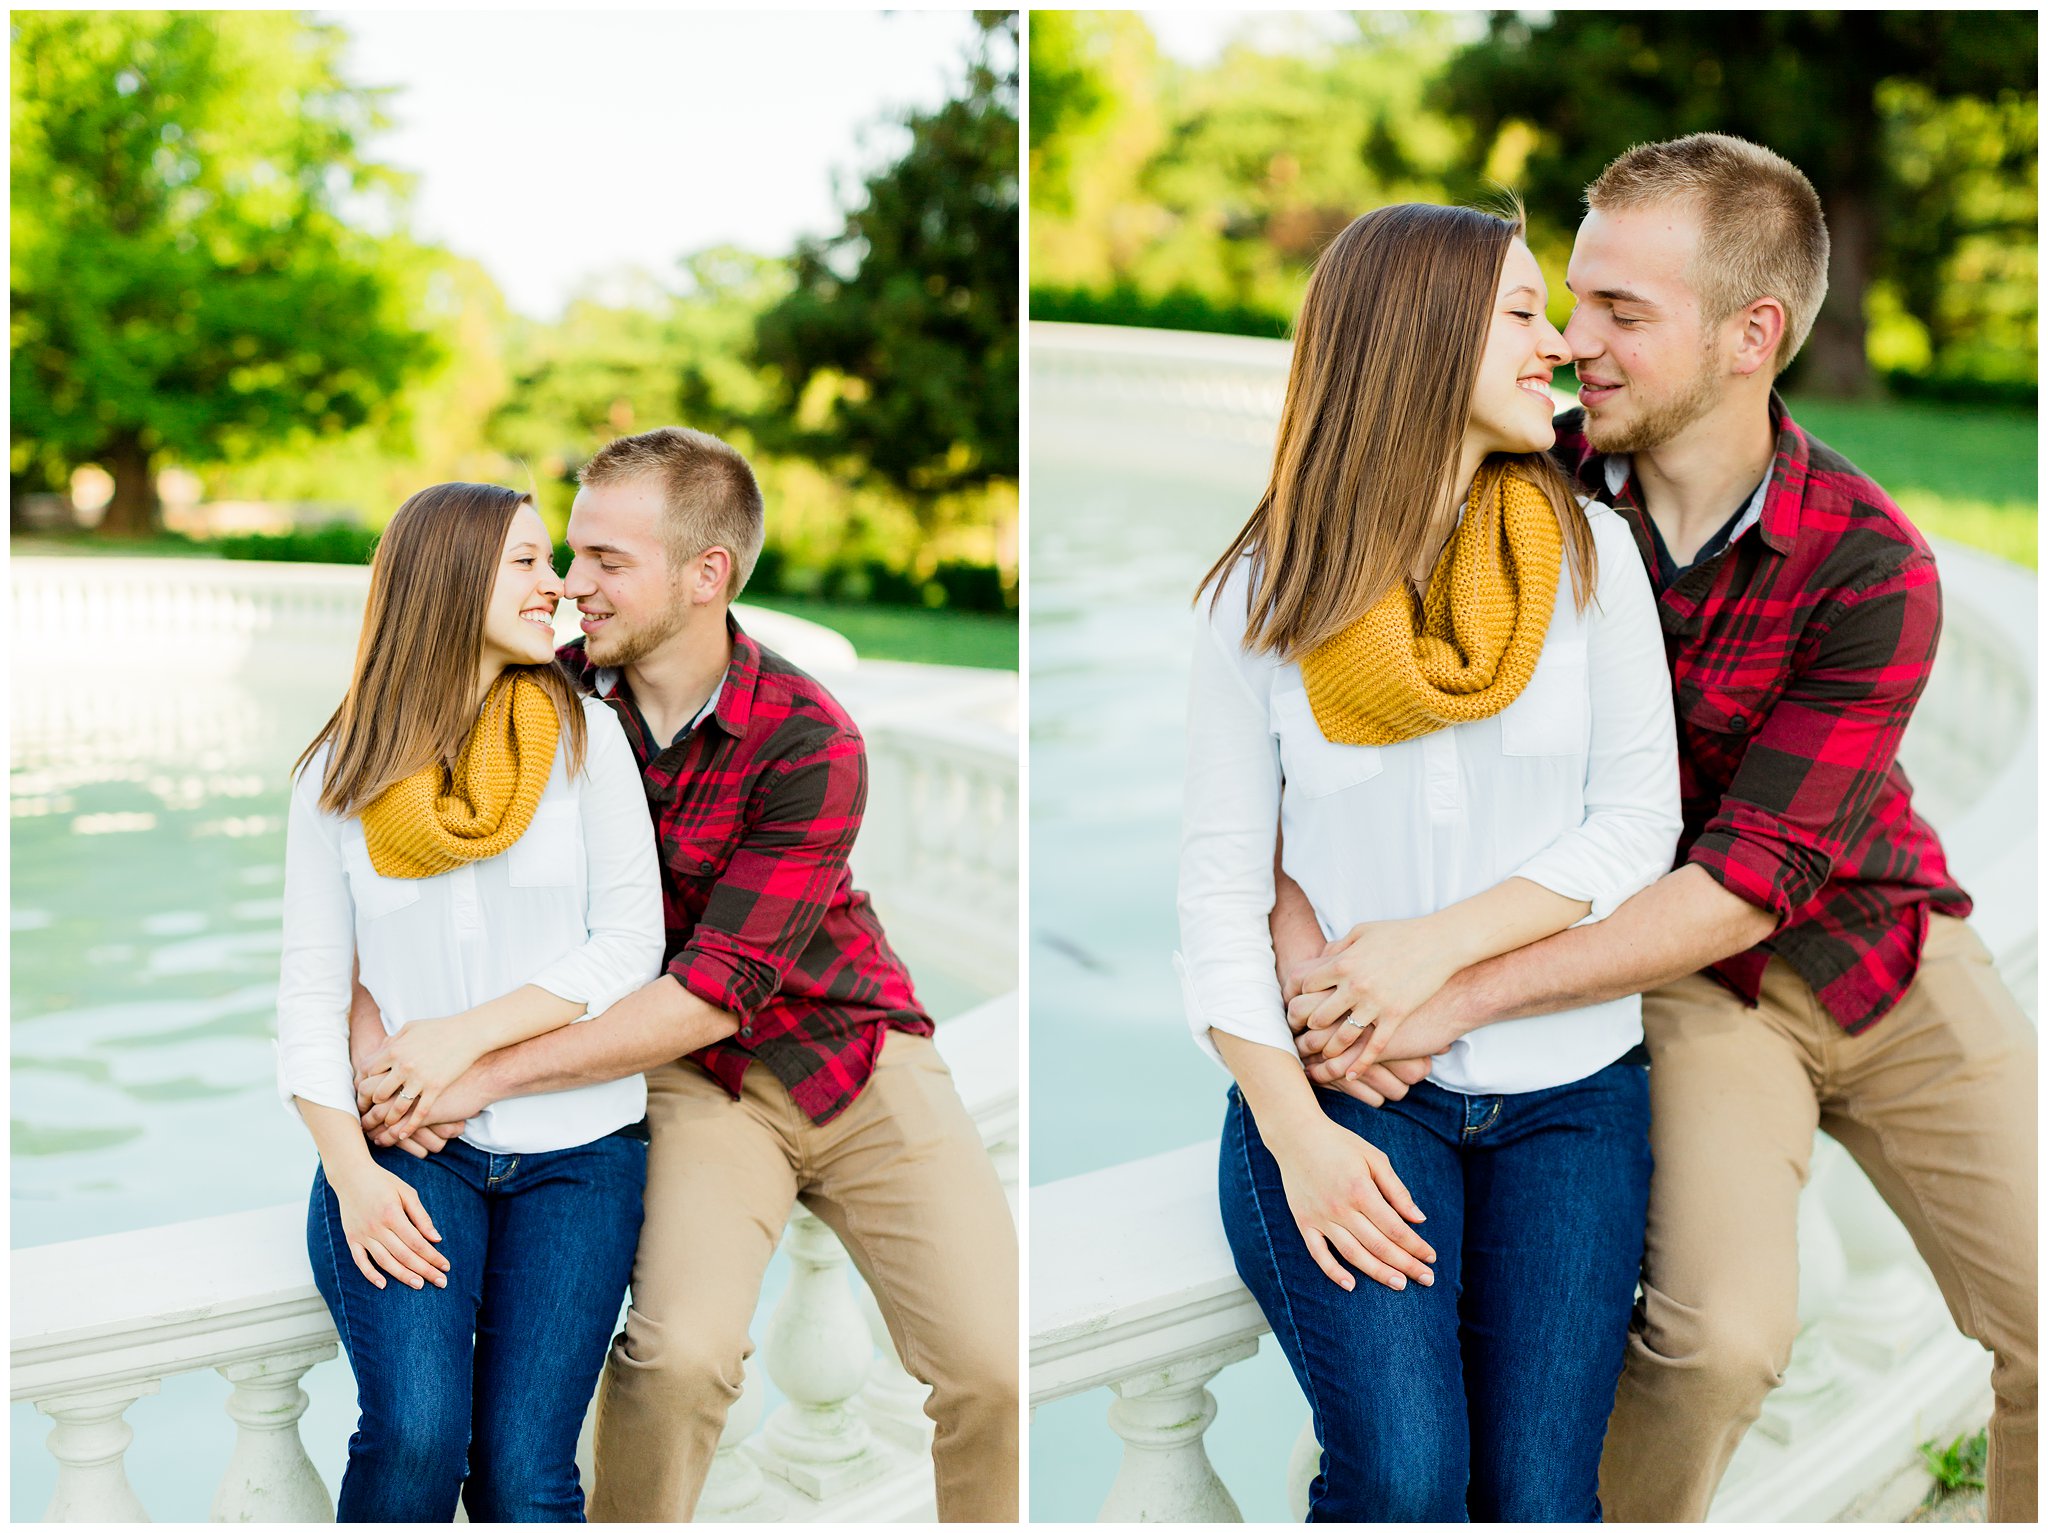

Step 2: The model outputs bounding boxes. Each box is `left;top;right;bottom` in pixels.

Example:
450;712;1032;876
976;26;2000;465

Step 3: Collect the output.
1317;1052;1434;1107
383;1121;468;1160
1294;986;1467;1086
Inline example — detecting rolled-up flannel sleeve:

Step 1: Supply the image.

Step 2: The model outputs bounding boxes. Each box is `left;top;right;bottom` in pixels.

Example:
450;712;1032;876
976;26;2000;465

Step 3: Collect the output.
274;769;360;1117
1688;558;1941;925
666;733;866;1027
522;706;665;1018
1510;515;1683;919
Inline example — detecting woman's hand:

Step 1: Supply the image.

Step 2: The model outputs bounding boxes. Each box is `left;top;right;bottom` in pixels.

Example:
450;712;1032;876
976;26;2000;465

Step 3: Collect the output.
1287;916;1468;1070
357;1015;482;1141
1266;1113;1435;1292
326;1158;450;1291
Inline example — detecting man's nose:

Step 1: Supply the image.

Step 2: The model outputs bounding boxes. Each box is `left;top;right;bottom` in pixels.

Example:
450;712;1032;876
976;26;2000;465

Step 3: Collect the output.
1561;309;1597;356
563;562;595;598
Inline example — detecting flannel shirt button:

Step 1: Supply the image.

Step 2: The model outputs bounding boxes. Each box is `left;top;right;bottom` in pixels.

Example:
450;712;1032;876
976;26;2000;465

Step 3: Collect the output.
739;1025;753;1038
1730;713;1748;732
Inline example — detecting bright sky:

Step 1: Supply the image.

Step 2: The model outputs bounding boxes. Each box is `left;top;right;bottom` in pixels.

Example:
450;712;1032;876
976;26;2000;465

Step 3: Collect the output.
323;9;984;318
1141;9;1364;66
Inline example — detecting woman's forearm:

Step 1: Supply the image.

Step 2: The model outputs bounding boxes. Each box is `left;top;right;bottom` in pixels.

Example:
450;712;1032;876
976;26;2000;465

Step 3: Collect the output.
1213;1029;1321;1156
297;1097;377;1178
457;984;588;1054
1419;876;1590;973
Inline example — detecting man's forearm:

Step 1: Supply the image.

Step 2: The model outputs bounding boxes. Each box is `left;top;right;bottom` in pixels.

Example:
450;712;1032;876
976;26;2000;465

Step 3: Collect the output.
471;973;737;1103
1428;864;1777;1033
1270;850;1324;980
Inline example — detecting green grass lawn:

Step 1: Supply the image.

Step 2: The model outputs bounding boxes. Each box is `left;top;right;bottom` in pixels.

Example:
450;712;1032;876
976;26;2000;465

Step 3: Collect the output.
11;530;222;558
744;595;1017;670
1780;394;2038;568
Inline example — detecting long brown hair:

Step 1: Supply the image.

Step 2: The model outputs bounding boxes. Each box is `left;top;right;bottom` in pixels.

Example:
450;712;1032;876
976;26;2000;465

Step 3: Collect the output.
296;482;589;815
1199;201;1596;657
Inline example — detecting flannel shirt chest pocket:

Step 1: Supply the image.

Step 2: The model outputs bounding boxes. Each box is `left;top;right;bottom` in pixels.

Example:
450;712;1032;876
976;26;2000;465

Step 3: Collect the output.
1677;678;1781;787
657;778;748;894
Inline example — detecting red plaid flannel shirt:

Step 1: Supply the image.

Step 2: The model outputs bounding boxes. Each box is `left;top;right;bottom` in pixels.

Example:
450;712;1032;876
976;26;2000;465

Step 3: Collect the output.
558;619;931;1123
1553;396;1972;1032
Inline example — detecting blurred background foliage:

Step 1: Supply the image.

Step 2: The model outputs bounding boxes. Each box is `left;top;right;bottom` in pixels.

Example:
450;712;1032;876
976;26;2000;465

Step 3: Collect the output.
1029;10;2035;565
12;10;1019;661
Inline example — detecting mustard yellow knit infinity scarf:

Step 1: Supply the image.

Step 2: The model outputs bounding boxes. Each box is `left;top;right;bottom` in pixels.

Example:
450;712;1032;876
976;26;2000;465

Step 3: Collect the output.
1300;467;1562;746
359;673;560;879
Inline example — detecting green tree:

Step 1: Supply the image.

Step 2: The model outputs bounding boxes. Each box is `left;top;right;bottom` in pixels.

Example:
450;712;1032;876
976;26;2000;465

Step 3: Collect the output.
1027;9;1112;218
1437;10;2038;396
487;248;791;528
750;10;1019;516
10;11;434;534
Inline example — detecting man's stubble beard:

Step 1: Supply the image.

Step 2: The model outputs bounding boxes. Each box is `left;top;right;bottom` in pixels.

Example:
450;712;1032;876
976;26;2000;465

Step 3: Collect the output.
585;587;692;670
1584;339;1723;456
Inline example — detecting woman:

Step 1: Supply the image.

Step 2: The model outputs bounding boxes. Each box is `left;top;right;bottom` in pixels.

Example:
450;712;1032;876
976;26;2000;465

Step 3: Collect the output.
1176;203;1681;1521
275;482;663;1521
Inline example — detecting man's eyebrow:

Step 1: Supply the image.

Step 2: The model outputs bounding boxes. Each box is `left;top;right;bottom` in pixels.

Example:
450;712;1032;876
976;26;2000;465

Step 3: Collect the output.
1592;287;1659;307
576;542;634;558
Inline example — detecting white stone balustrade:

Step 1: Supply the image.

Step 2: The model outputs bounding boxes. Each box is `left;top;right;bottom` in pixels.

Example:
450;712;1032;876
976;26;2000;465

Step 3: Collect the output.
11;554;1018;1520
1027;321;2036;1521
12;992;1017;1524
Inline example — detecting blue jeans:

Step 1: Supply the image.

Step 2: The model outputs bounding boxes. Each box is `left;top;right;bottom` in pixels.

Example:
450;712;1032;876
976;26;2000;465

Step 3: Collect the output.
1219;1063;1651;1522
308;1132;646;1522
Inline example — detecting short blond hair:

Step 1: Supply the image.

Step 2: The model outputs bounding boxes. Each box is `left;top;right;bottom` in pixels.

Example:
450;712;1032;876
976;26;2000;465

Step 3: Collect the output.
580;426;766;597
1587;133;1829;376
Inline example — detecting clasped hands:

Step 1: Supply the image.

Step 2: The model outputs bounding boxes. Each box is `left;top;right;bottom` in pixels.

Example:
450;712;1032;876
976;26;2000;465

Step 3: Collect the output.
1282;915;1470;1096
354;1014;478;1158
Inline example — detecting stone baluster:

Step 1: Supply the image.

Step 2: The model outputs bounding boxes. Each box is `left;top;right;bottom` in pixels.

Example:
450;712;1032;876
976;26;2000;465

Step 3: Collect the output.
1822;1146;1944;1369
1284;1417;1320;1522
1097;1339;1258;1522
700;1370;775;1520
35;1379;161;1521
855;1280;934;1453
756;1209;887;1499
989;1138;1021;1219
211;1343;336;1521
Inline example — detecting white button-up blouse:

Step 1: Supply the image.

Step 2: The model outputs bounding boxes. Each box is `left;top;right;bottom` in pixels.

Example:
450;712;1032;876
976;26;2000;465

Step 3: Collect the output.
1176;500;1682;1096
275;695;664;1153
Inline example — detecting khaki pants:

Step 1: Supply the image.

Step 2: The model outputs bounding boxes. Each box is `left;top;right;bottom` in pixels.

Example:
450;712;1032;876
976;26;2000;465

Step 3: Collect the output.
1601;916;2037;1522
588;1029;1019;1522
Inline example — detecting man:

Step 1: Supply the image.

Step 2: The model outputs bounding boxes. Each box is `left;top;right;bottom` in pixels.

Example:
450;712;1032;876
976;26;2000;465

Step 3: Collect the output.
354;426;1018;1521
1282;134;2036;1520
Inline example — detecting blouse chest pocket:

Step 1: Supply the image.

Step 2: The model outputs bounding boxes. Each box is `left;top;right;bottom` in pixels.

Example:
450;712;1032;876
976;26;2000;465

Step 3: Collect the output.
343;834;424;922
1499;642;1589;757
508;800;582;889
1271;687;1384;799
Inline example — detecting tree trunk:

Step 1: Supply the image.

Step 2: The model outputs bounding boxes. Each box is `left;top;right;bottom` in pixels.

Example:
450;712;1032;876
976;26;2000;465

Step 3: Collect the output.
1798;193;1879;400
100;431;159;538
